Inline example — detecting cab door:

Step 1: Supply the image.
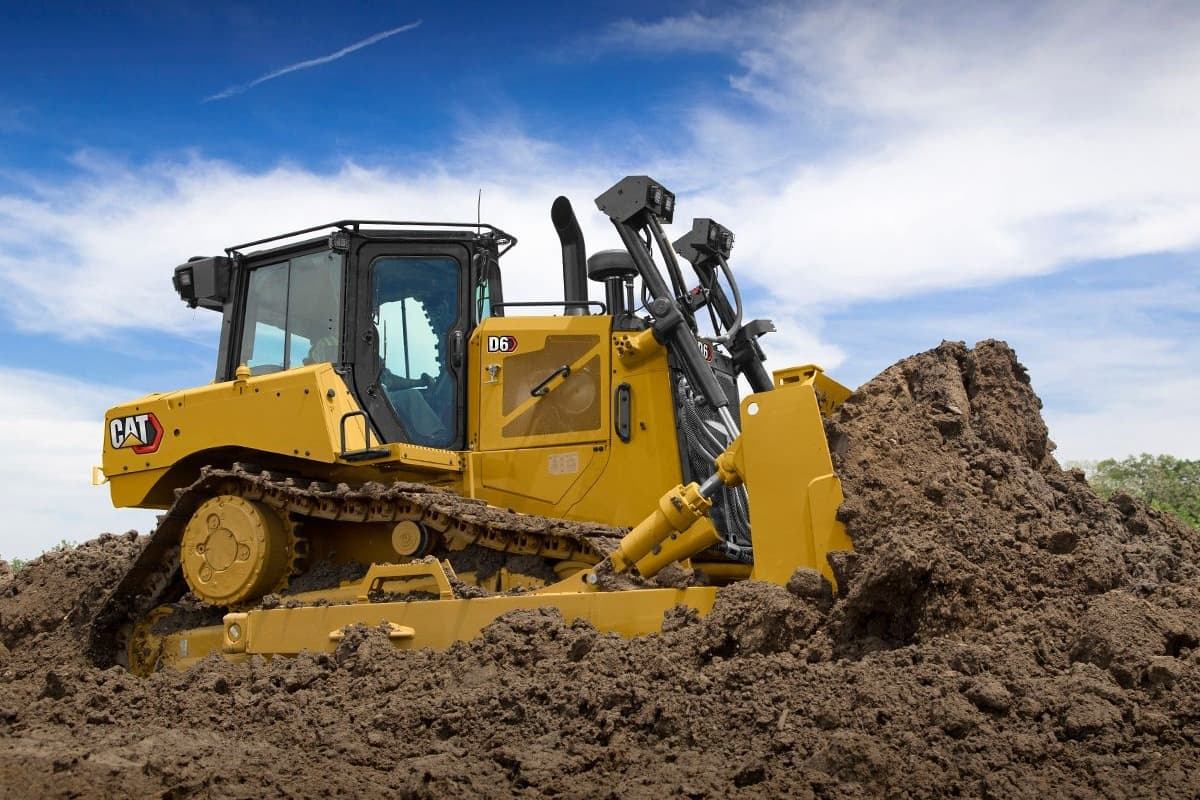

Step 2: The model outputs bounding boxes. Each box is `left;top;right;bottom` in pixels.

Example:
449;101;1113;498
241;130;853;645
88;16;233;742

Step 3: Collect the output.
351;241;471;450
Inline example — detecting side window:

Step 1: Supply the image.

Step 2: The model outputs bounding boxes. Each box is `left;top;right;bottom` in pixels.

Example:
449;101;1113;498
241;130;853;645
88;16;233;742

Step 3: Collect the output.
239;252;342;376
240;262;288;374
288;251;342;365
372;256;460;447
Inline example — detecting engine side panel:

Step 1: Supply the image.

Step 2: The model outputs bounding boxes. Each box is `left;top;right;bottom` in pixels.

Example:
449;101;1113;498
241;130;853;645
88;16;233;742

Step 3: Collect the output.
102;364;460;509
468;316;684;528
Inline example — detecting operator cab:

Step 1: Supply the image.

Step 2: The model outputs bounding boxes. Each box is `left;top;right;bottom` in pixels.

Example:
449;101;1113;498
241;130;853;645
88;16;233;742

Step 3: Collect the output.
172;221;512;451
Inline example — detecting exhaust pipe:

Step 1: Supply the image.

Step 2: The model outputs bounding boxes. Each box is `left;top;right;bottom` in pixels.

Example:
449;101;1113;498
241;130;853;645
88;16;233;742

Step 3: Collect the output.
551;196;588;316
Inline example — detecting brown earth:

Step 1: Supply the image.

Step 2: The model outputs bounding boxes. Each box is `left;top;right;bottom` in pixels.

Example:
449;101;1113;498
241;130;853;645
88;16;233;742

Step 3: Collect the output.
1;339;1198;798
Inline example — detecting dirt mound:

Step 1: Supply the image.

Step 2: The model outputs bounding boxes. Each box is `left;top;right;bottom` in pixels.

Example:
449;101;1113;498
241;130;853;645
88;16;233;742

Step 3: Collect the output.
828;341;1200;645
1;340;1198;798
0;532;143;659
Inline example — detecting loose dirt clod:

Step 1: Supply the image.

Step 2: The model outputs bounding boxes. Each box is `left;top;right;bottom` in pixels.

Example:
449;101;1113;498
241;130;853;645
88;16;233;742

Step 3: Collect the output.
1;340;1197;798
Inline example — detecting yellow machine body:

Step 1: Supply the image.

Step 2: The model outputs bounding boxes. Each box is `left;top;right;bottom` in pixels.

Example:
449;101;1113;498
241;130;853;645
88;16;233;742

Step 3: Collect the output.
101;362;461;509
95;192;855;672
103;312;852;673
134;359;852;672
104;316;690;532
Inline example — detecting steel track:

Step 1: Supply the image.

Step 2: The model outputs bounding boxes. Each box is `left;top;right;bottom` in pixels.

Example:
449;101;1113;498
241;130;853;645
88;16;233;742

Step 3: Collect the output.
87;463;625;668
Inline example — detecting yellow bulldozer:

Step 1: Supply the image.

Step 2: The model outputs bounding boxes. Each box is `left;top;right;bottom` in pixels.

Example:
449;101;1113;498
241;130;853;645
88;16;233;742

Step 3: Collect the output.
88;176;853;675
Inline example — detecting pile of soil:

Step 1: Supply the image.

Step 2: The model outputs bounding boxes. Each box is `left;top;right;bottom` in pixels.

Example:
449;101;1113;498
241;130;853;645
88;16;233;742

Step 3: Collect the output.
2;340;1197;798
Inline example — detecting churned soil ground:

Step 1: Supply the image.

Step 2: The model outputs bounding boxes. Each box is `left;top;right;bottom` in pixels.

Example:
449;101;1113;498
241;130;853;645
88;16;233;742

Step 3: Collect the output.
1;339;1198;798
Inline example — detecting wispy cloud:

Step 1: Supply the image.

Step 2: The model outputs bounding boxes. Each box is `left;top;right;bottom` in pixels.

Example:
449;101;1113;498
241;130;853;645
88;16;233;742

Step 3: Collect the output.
203;20;422;102
814;257;1200;459
0;147;610;338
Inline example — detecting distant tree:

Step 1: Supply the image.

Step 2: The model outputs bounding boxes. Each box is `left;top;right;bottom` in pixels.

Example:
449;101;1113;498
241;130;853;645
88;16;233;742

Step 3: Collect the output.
10;559;23;573
1086;454;1199;530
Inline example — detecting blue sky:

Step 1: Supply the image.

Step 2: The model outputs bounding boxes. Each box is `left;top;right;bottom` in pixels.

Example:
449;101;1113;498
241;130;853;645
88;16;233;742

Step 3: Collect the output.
2;0;1198;559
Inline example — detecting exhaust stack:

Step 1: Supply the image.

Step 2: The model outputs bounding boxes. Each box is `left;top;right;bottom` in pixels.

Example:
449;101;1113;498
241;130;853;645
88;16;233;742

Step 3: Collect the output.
551;196;588;316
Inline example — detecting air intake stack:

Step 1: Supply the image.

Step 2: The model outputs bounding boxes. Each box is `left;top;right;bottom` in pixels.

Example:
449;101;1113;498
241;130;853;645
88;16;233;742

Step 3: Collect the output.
551;196;589;316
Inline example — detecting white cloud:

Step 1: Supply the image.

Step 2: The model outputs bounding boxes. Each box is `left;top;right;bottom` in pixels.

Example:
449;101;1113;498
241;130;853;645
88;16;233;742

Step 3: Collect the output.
606;1;1200;302
0;152;620;339
1045;376;1200;462
749;297;846;373
0;368;156;560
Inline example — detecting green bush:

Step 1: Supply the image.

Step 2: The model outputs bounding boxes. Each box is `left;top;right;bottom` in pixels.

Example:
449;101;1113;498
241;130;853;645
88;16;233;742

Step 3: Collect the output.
1085;454;1199;530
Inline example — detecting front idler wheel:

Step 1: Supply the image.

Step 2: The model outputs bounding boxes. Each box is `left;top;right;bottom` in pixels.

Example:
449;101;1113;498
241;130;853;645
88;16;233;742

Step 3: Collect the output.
180;495;295;606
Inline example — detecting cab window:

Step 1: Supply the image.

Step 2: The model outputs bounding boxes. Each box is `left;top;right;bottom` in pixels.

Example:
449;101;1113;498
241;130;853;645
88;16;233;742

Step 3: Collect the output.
240;251;343;375
372;256;459;447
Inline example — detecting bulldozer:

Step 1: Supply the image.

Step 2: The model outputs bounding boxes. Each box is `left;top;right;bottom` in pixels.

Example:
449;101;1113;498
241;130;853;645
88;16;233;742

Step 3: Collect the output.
88;176;853;675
